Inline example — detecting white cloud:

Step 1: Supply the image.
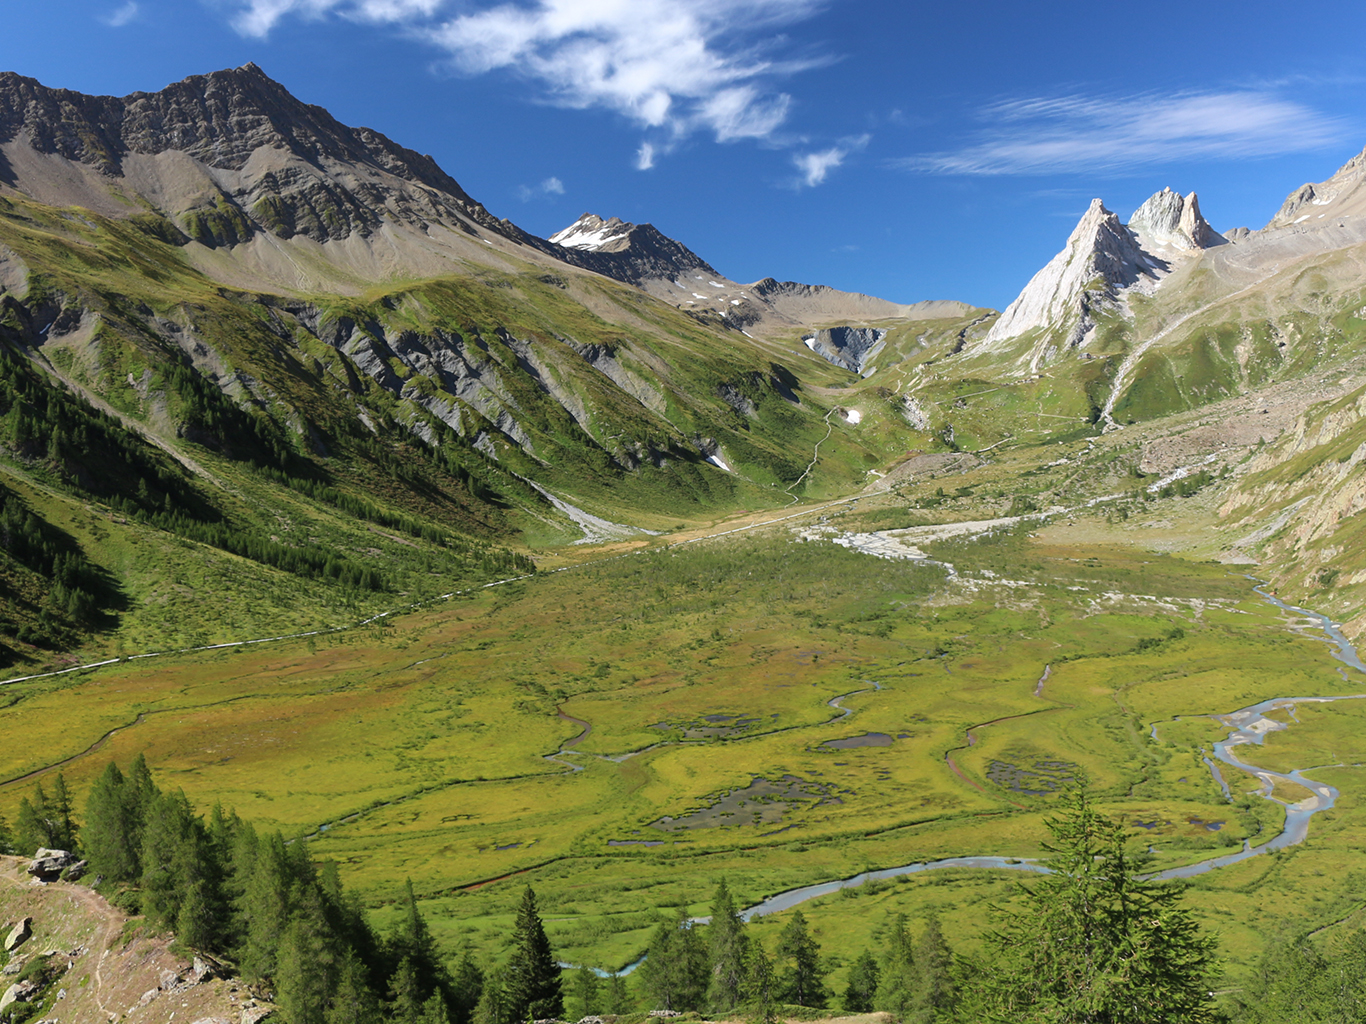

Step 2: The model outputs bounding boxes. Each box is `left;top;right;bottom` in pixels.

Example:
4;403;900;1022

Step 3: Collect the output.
102;1;140;26
906;90;1352;175
635;142;656;170
791;134;869;187
226;0;825;149
516;175;566;201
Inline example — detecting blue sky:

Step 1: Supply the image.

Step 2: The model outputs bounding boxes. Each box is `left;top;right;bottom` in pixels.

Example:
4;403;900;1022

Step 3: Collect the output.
6;0;1366;310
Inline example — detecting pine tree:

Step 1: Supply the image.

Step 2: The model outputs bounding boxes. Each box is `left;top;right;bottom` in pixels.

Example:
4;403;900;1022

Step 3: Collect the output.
0;814;13;856
84;763;141;881
873;915;915;1015
908;916;954;1023
277;885;342;1024
604;972;630;1015
450;951;484;1024
503;886;562;1021
638;910;708;1012
571;966;600;1019
843;950;879;1013
776;909;824;1007
48;772;78;851
14;781;49;854
327;954;382;1024
742;941;780;1024
473;967;507;1024
390;956;427;1024
706;878;748;1013
239;832;294;980
978;785;1220;1024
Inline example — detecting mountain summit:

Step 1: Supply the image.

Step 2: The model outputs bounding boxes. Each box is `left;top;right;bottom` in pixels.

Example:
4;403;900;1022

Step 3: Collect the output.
980;199;1156;365
1128;188;1223;251
549;213;719;286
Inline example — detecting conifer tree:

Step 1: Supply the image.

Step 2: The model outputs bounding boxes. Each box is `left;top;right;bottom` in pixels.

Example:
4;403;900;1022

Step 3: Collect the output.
473;967;507;1024
742;941;780;1024
908;916;954;1023
706;878;749;1013
776;909;824;1007
977;785;1220;1024
503;886;562;1021
391;956;428;1024
48;772;78;851
873;915;916;1015
449;952;485;1024
844;950;880;1013
277;884;342;1024
84;763;140;881
327;954;382;1024
0;814;13;856
604;972;630;1014
14;780;49;854
239;832;294;980
639;910;708;1012
571;966;601;1019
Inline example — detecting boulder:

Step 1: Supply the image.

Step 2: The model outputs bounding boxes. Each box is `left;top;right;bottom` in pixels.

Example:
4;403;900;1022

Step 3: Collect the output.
27;849;78;881
3;918;32;952
241;1006;276;1024
0;979;38;1012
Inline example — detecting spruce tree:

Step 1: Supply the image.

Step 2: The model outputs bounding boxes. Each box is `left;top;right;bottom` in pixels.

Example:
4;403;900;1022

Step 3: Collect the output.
844;950;879;1013
639;910;708;1012
327;954;382;1024
603;972;630;1014
277;885;342;1024
706;878;748;1013
14;781;49;854
390;956;428;1024
503;886;562;1021
85;763;141;881
473;967;507;1024
978;785;1220;1023
48;772;78;851
450;951;485;1024
873;915;915;1015
776;909;824;1007
0;814;13;856
742;941;779;1024
908;916;954;1023
571;966;600;1019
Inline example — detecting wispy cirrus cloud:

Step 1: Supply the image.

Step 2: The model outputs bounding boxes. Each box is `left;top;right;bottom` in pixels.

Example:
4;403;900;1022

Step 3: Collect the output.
101;0;140;26
905;90;1352;175
226;0;827;156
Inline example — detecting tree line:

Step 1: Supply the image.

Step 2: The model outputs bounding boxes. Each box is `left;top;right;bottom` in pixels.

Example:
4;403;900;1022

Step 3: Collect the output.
0;777;1245;1023
0;762;561;1024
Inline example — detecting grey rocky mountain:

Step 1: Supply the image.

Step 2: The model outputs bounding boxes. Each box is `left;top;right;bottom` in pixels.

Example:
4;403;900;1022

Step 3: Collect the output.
1128;188;1223;252
549;212;719;286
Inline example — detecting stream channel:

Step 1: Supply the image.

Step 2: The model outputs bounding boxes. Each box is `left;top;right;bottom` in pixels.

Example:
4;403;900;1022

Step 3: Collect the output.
597;580;1366;975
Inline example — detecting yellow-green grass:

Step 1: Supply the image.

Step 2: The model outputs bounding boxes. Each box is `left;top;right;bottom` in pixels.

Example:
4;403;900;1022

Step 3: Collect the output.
1;526;1362;990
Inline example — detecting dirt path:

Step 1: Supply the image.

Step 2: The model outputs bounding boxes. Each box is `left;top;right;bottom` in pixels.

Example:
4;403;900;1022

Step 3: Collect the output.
0;860;122;1021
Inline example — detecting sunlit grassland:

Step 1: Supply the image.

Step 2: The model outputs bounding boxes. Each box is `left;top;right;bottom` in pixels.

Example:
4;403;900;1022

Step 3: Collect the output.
2;519;1363;990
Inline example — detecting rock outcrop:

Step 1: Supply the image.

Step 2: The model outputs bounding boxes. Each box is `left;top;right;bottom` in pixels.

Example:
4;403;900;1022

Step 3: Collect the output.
801;326;887;375
1265;144;1366;229
1128;187;1223;251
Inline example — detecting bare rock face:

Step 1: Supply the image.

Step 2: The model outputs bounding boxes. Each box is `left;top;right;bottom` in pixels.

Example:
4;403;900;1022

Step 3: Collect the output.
1129;187;1223;251
801;326;887;375
0;64;508;247
1266;144;1366;229
983;199;1155;354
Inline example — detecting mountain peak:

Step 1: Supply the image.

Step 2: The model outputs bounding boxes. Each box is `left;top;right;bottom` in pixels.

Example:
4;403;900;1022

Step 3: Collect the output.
981;198;1155;364
1266;143;1366;230
547;213;718;286
1128;187;1221;250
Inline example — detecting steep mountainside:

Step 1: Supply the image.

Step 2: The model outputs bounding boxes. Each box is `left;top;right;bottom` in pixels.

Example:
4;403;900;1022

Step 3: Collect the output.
0;64;981;670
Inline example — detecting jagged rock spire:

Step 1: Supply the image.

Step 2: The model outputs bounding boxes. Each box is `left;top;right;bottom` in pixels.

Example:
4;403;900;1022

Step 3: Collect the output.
1128;187;1221;250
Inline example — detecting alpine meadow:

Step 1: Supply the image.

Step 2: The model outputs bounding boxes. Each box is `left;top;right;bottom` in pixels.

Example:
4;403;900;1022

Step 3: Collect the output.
7;28;1366;1024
